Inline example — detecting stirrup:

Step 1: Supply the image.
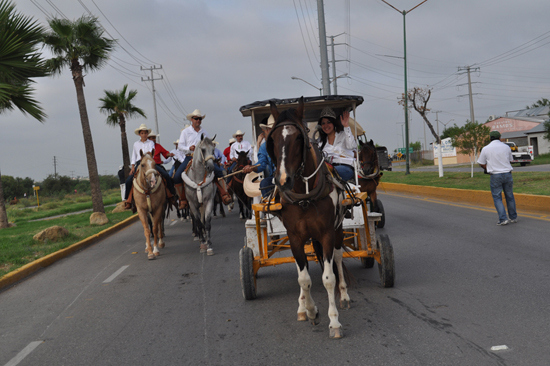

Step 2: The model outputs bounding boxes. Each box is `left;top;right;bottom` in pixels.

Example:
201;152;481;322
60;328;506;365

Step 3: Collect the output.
222;194;233;205
179;199;188;209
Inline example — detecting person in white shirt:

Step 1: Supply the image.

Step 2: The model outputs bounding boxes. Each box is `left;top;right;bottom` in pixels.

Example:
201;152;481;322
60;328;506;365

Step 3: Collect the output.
123;124;156;208
317;107;357;181
477;130;518;225
228;129;252;174
169;139;185;178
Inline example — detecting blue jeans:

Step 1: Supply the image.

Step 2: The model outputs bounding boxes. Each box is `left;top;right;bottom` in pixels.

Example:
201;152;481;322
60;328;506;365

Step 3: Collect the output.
490;172;517;222
334;164;355;182
173;155;192;184
124;161;175;199
260;174;274;198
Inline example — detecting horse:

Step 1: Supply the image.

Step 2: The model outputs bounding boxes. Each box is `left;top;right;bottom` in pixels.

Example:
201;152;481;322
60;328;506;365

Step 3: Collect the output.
133;150;167;260
357;139;383;212
228;150;252;220
266;97;350;339
181;134;218;255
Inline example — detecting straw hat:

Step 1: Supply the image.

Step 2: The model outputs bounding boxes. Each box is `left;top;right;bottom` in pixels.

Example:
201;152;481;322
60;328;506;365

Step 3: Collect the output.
148;130;159;138
259;114;275;129
134;123;151;135
229;137;236;144
173;139;179;145
186;109;205;121
232;129;245;138
243;171;262;197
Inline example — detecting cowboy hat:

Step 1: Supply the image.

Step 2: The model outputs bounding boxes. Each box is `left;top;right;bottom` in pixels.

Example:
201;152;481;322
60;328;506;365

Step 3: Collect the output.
232;129;245;138
186;109;205;121
243;171;262;198
134;123;152;135
229;137;236;144
173;139;179;144
148;131;159;138
259;114;275;129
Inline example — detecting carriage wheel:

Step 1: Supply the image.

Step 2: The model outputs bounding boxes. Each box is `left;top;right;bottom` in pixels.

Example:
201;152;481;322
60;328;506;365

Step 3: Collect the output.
361;256;375;268
375;199;385;229
377;234;395;288
239;247;257;300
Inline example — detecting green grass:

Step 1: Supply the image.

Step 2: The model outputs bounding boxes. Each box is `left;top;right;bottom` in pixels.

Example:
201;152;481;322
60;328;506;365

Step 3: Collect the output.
1;189;133;278
0;208;133;278
380;170;550;196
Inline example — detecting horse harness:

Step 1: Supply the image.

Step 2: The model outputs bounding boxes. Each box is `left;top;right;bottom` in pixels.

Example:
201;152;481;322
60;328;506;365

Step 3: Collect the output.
180;142;216;204
133;165;163;214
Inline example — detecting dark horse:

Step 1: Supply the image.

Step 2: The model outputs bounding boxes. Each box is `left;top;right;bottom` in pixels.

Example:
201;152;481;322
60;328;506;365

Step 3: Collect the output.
266;97;350;339
357;140;385;227
228;150;252;220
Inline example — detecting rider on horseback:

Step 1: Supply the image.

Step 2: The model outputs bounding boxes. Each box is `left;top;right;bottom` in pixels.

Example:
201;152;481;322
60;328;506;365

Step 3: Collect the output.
173;109;232;209
147;131;177;206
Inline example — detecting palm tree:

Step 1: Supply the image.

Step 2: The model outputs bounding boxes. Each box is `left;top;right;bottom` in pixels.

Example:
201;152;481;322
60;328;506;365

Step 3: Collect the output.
43;15;115;214
0;0;48;229
99;84;147;179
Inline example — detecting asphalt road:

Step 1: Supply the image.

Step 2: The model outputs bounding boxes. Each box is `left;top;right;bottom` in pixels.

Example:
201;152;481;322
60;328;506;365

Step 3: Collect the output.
1;194;549;366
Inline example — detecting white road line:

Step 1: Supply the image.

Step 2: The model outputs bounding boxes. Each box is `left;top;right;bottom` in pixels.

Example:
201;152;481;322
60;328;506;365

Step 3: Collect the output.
170;220;178;226
103;265;129;283
4;341;42;366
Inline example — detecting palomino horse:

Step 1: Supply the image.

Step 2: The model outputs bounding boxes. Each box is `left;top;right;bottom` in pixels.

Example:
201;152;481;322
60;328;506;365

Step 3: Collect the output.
357;139;383;212
266;97;350;339
228;150;252;219
133;150;167;260
181;134;217;255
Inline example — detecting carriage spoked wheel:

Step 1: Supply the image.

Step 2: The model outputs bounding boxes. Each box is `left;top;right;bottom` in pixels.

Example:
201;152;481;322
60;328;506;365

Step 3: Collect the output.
374;199;385;229
239;247;257;300
376;234;395;288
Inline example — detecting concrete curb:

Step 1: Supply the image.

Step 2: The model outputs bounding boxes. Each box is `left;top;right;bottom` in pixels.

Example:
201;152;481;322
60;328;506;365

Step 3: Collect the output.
0;213;139;292
379;182;550;214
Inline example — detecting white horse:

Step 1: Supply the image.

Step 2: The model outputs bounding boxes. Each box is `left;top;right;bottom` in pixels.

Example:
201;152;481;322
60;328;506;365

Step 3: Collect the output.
181;134;217;255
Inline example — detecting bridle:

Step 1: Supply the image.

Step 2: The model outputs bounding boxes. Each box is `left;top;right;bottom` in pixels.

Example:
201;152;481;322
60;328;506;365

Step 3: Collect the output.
133;154;162;213
181;138;216;203
358;144;381;181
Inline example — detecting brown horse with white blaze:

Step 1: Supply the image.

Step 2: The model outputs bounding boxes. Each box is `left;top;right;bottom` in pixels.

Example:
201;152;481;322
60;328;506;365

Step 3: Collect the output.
358;139;383;211
266;97;350;339
133;150;167;260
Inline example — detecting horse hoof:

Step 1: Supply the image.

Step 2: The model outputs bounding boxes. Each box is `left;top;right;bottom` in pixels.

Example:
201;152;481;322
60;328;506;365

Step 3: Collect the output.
154;252;160;256
200;243;208;253
193;236;199;241
159;243;165;249
297;312;307;321
148;254;156;260
207;248;214;256
340;299;350;310
309;312;320;326
329;327;344;339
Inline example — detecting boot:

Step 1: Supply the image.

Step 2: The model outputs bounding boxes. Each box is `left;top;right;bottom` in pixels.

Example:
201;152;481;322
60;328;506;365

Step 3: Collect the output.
216;180;233;205
175;183;188;209
124;187;134;210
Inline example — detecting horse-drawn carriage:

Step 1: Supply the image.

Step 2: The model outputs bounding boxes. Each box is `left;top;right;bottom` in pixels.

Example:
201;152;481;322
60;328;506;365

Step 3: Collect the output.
237;95;395;338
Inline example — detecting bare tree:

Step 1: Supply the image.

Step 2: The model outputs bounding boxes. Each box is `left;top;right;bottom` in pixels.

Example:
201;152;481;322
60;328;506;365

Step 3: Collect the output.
399;87;439;142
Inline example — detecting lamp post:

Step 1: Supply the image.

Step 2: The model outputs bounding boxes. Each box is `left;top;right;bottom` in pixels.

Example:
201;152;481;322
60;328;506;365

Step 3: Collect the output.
381;0;428;175
291;77;322;96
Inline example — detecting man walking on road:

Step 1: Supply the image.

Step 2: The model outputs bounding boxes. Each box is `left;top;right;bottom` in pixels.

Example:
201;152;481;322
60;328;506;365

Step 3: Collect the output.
477;130;518;226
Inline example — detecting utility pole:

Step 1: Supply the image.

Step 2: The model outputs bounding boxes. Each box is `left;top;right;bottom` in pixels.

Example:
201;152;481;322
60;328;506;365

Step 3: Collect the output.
317;0;330;95
329;33;347;95
433;110;444;177
141;65;163;142
458;65;480;124
381;0;428;175
53;156;57;179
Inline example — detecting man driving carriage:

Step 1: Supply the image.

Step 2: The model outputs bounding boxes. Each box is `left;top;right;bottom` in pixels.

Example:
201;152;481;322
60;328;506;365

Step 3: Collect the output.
243;115;276;198
173;109;232;209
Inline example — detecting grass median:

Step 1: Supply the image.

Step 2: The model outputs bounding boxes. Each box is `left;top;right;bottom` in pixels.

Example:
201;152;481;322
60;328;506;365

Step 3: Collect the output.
1;190;134;279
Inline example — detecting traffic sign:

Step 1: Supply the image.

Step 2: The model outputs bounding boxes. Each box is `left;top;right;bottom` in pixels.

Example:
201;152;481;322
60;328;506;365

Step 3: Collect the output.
33;186;40;191
398;148;413;154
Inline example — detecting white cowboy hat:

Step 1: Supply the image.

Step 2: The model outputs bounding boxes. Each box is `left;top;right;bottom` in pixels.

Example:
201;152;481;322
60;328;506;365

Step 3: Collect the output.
186;109;205;121
134;123;152;135
232;129;245;138
259;114;275;129
229;137;236;144
243;171;262;198
148;131;159;138
173;139;179;144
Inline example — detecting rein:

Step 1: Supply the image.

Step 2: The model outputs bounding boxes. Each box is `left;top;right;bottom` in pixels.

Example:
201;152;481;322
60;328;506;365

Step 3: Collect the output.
182;139;216;203
133;164;163;214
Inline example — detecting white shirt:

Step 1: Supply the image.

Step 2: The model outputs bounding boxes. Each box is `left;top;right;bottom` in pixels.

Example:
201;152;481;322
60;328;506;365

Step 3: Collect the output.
477;139;513;174
230;139;253;160
319;126;357;166
131;139;155;165
178;126;208;155
170;148;185;163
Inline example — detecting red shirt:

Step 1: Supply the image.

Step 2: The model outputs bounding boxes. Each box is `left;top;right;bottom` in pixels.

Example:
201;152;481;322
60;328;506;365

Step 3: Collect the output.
152;143;170;165
223;146;232;162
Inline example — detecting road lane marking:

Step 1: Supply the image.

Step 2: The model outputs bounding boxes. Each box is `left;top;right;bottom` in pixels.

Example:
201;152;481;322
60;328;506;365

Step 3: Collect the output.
103;265;129;283
170;220;178;226
4;341;42;366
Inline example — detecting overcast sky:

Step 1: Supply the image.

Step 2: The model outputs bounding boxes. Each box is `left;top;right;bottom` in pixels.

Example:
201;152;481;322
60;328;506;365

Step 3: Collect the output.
3;0;550;181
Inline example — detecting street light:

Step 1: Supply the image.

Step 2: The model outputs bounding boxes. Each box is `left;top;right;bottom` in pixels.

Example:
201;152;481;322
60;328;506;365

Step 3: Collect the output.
291;76;322;96
381;0;428;175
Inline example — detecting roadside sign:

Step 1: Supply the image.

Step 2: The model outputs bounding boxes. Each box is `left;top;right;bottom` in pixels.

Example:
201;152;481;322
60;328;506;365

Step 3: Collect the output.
33;186;40;191
398;148;413;154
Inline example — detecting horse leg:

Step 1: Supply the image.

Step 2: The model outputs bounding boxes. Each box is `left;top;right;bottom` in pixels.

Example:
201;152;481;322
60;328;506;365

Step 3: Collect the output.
334;247;350;309
138;211;155;260
370;189;378;212
321;251;343;338
203;196;215;255
158;204;166;249
295;260;319;324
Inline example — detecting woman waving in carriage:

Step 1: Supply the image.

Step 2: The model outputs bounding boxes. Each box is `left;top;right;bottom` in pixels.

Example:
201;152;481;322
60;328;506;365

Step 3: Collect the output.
317;107;357;182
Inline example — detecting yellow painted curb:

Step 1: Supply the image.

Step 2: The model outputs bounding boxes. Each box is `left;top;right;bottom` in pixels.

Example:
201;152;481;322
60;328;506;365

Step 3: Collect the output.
0;213;139;292
379;182;550;214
